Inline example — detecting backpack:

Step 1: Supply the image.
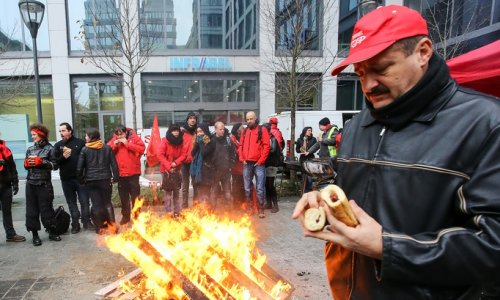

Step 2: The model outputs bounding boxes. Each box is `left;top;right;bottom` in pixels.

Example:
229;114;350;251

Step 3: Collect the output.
266;134;284;167
53;205;70;235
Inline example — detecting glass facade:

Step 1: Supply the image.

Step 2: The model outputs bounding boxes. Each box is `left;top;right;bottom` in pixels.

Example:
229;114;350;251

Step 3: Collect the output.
138;0;257;51
142;73;257;127
0;1;50;53
72;79;124;141
276;0;320;51
0;79;55;133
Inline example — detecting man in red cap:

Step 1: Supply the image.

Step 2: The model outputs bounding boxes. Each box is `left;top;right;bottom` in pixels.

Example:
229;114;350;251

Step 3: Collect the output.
293;5;500;299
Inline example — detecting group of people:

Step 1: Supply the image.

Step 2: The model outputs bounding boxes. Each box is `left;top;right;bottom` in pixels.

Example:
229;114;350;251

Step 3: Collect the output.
157;111;286;219
0;122;145;246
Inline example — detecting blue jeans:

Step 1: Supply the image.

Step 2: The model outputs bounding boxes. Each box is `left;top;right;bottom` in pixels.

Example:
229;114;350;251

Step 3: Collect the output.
243;163;266;208
61;178;90;227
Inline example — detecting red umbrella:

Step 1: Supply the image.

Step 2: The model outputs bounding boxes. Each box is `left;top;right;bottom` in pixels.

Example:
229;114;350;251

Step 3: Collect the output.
447;40;500;98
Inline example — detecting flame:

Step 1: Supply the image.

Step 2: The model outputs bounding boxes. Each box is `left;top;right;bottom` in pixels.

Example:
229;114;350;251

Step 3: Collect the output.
104;198;292;299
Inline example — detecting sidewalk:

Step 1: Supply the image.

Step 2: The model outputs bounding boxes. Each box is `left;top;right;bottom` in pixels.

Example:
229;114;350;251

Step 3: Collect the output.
0;178;332;300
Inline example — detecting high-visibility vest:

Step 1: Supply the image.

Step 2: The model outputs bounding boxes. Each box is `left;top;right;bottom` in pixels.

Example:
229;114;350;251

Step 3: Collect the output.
327;126;338;157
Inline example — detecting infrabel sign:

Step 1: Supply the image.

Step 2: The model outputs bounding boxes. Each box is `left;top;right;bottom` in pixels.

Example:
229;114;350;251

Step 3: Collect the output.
169;56;233;71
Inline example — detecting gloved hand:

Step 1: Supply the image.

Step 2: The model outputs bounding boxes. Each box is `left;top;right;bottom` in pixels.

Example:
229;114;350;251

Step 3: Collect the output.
24;156;43;167
12;183;19;195
112;177;119;184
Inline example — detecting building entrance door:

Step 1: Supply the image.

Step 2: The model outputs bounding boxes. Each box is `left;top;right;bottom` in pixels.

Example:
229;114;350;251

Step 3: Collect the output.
100;113;124;142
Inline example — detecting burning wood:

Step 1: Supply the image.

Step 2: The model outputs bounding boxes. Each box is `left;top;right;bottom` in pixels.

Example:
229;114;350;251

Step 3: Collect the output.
99;198;293;299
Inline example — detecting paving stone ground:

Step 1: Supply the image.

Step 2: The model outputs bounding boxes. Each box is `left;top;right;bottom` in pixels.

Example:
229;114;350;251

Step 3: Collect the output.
0;178;332;300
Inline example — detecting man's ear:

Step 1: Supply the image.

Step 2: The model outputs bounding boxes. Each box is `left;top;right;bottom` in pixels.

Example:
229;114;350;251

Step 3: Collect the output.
415;37;433;67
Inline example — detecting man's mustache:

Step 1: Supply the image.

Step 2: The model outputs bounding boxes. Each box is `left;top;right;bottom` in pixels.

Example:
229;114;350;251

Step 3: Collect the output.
367;85;390;96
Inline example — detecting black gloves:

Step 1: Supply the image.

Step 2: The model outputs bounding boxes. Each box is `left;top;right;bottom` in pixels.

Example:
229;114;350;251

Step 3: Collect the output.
12;183;19;195
0;159;4;166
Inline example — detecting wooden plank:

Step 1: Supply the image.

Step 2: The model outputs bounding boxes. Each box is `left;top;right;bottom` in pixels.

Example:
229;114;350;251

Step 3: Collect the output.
95;268;142;297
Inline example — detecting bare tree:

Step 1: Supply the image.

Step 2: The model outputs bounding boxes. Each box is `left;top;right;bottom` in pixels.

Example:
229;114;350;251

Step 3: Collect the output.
75;0;159;130
260;0;338;160
422;0;489;60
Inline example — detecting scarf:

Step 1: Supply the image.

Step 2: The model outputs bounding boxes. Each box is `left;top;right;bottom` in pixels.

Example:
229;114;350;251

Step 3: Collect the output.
0;140;13;172
182;123;196;136
190;140;203;184
366;53;450;131
86;140;104;149
166;131;184;146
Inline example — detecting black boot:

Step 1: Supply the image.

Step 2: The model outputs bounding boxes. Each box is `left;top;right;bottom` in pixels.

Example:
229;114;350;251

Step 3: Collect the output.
105;205;118;234
32;231;42;246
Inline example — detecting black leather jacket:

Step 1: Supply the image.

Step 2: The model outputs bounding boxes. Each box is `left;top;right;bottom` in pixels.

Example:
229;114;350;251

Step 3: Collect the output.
54;136;86;180
77;145;119;183
25;141;58;184
328;79;500;299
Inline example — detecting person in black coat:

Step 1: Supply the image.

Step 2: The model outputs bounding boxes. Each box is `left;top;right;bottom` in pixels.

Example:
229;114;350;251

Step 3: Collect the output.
295;126;317;192
77;128;119;234
190;123;215;208
54;122;90;233
24;123;60;246
0;138;25;243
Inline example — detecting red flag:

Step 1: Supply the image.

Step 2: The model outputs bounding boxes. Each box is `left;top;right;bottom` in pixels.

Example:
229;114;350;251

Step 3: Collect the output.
146;114;161;167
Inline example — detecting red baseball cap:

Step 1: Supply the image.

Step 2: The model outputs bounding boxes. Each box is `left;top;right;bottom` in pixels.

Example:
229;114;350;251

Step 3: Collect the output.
331;5;429;76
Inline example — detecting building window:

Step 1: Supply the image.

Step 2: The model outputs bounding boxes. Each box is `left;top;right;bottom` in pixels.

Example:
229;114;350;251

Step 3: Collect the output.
0;79;55;132
275;73;321;112
72;79;124;141
139;0;257;51
336;74;364;110
276;0;320;51
68;0;121;52
0;1;50;53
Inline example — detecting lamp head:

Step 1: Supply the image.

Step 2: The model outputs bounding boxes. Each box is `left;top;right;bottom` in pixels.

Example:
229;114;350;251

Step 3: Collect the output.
18;0;45;39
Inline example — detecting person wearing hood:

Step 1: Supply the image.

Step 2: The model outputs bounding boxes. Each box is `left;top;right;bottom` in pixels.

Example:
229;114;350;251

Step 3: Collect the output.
77;128;119;234
180;112;198;209
107;125;145;225
230;123;245;209
158;124;187;217
24;123;60;246
190;122;215;208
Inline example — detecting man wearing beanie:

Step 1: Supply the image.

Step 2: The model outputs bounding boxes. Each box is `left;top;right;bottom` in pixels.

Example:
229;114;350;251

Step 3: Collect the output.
305;117;338;158
180;112;198;208
293;5;500;299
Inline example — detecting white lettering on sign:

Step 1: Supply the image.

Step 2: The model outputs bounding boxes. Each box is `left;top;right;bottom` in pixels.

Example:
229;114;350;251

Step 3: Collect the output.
170;57;233;71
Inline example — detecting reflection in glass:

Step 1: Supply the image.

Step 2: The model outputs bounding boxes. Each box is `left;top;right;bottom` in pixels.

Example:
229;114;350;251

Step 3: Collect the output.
99;82;124;111
0;1;49;52
0;80;55;131
73;82;99;112
74;113;99;140
103;114;123;141
69;0;121;51
139;0;256;50
143;80;200;103
143;78;256;103
276;0;319;50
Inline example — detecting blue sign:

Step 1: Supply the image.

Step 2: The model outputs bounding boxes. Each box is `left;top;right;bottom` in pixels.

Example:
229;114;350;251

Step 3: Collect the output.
170;57;233;71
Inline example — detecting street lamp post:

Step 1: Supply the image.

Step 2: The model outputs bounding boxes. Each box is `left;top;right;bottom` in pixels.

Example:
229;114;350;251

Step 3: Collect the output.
19;0;45;124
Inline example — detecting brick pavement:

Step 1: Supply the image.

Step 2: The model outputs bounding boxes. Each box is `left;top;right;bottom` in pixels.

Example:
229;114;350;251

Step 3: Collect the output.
0;179;332;300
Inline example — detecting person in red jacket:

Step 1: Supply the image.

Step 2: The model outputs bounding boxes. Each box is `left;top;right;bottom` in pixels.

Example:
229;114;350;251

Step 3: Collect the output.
239;111;270;218
158;124;187;217
107;125;145;225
